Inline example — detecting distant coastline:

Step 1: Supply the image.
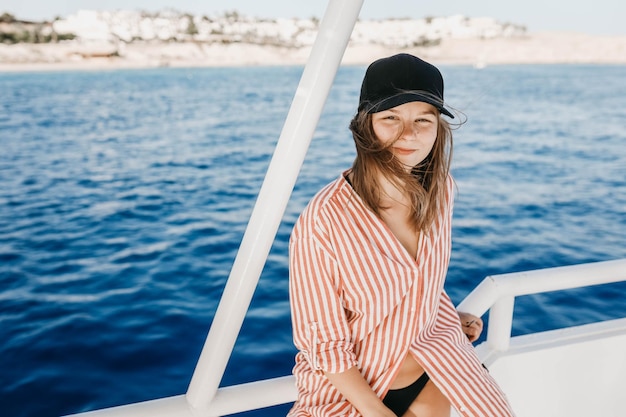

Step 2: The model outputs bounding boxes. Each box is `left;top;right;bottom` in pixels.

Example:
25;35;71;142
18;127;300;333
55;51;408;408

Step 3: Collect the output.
1;9;625;72
2;32;626;72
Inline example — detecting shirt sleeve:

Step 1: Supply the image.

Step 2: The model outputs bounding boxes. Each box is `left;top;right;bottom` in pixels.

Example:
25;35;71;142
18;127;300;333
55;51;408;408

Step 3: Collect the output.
289;225;358;374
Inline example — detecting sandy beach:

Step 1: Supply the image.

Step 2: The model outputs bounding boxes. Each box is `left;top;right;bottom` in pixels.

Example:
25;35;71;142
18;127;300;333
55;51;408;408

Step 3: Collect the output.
1;32;625;72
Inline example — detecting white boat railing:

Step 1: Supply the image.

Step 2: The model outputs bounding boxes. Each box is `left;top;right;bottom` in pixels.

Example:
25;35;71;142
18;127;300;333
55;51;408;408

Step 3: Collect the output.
459;258;626;417
69;258;626;416
456;258;626;352
205;258;626;416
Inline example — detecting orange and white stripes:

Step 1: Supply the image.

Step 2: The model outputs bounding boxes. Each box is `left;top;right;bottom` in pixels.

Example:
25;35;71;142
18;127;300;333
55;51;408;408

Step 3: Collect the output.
288;173;515;417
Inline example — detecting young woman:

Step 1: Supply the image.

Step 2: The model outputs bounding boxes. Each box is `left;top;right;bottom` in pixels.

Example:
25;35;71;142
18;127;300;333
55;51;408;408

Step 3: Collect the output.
288;54;515;417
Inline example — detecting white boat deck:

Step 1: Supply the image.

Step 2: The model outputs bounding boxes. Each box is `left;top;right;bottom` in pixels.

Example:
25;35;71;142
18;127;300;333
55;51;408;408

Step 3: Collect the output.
475;317;626;417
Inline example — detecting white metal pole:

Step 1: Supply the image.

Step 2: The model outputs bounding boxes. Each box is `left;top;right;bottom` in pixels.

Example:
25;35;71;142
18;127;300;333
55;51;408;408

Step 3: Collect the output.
186;0;364;410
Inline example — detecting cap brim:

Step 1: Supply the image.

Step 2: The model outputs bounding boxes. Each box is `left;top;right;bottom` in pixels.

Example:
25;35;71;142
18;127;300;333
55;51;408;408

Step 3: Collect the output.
364;93;454;118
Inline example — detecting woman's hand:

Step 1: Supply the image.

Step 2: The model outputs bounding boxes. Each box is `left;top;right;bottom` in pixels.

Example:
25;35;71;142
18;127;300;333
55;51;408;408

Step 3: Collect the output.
324;367;397;417
457;312;483;343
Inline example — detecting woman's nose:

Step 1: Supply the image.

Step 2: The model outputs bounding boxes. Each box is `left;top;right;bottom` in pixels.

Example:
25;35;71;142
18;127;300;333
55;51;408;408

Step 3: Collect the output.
400;120;418;140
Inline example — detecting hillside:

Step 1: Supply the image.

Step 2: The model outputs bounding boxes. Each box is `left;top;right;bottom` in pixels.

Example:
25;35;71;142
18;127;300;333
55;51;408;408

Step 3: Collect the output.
1;10;625;70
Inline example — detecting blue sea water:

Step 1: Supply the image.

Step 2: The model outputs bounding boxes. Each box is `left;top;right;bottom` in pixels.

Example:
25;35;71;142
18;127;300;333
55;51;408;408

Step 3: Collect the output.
1;63;625;417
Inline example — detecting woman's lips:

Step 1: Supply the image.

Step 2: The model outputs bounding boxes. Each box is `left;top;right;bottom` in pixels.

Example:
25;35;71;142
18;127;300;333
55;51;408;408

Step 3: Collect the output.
393;147;417;155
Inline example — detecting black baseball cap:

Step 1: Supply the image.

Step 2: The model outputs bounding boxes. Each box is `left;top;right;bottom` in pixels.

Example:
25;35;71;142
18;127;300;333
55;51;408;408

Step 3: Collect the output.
358;53;454;118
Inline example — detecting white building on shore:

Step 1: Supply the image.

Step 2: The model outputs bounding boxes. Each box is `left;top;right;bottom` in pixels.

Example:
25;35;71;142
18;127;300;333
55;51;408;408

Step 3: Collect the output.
51;9;526;48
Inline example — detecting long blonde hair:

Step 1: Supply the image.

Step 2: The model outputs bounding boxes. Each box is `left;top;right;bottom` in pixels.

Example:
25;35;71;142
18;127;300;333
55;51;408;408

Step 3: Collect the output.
348;109;453;232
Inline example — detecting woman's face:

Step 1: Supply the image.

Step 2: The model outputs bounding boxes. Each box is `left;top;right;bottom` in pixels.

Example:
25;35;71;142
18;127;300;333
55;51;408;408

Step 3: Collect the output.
371;101;439;170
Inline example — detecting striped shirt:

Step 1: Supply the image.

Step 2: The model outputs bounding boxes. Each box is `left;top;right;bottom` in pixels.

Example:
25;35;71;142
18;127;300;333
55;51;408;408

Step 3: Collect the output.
288;173;515;416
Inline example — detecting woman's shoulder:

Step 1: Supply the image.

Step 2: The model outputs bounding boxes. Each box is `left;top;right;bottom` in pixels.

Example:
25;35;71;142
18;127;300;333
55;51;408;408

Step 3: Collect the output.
293;175;351;234
304;176;350;214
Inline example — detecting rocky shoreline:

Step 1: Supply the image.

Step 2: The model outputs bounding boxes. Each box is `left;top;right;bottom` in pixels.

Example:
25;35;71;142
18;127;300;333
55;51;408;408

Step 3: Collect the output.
1;32;626;72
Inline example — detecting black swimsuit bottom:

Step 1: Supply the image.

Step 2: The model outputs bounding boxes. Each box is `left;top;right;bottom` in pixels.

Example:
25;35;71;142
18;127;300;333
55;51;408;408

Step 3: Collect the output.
382;372;430;417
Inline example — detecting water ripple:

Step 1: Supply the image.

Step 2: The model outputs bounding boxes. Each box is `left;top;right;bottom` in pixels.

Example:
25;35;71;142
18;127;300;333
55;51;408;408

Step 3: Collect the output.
1;65;625;417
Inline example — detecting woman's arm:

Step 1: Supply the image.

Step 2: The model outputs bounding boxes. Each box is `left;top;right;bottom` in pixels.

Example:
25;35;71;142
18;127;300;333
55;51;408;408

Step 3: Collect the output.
324;367;397;417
